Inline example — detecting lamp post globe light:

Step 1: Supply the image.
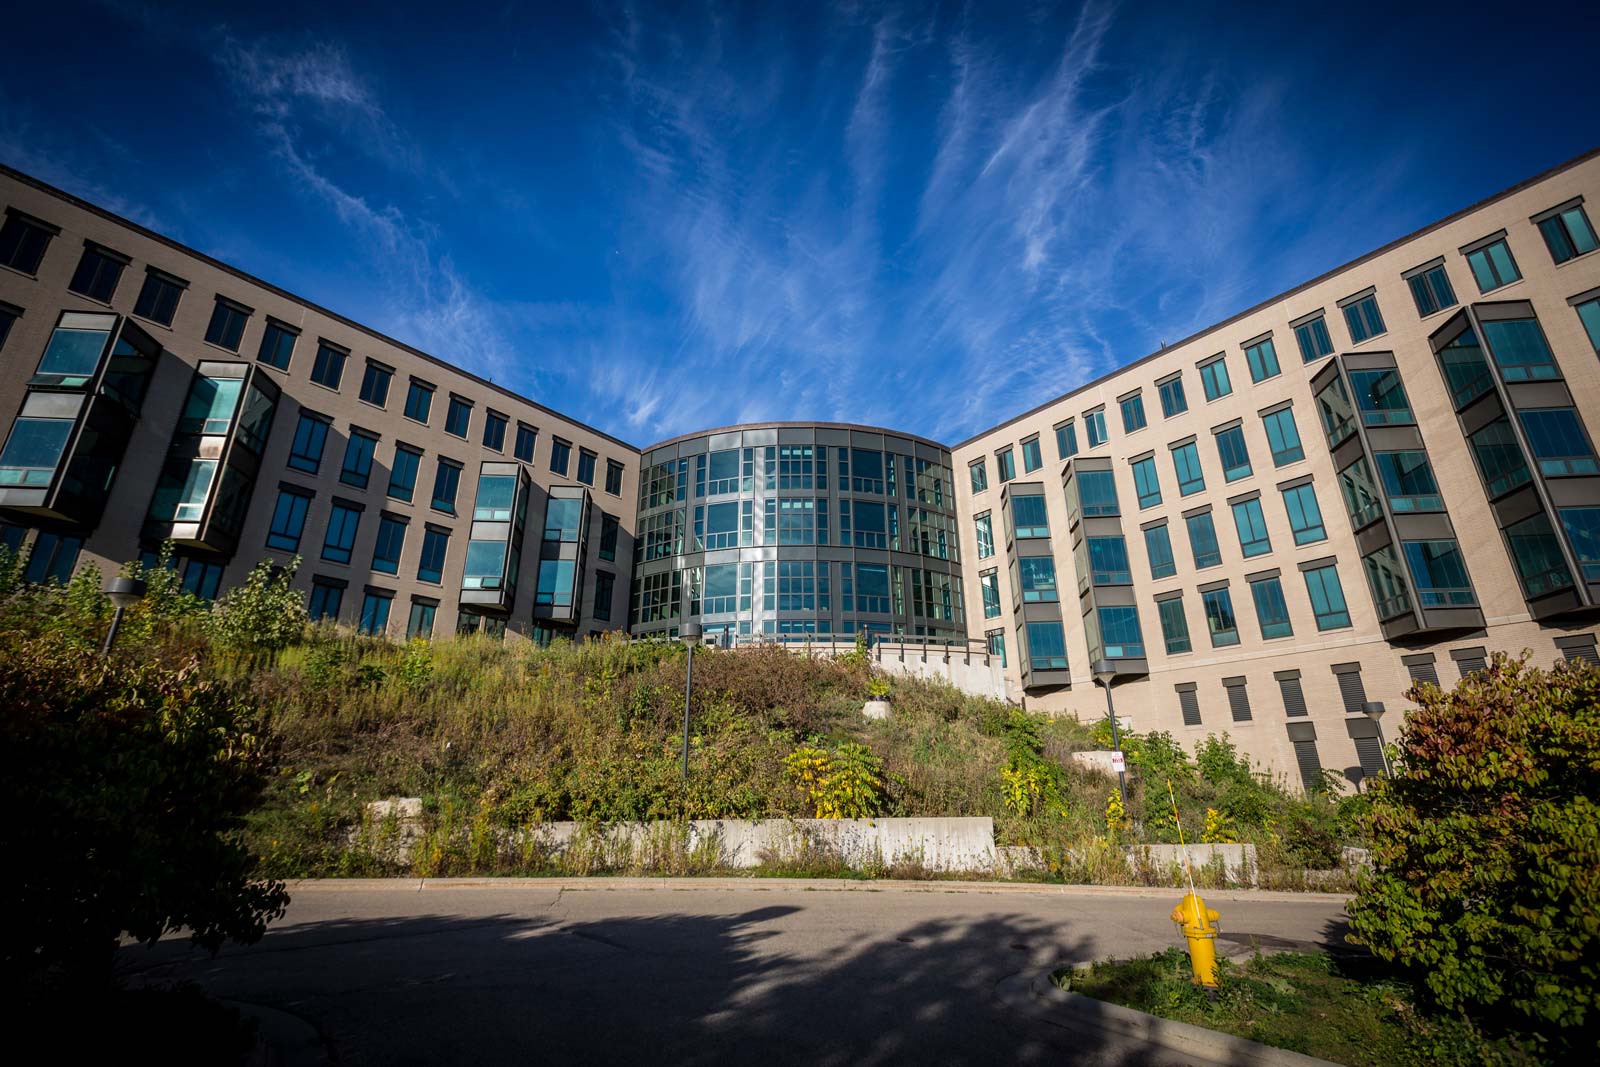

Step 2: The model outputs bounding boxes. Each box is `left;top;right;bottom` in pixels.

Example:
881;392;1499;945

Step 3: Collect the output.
679;621;703;781
1091;659;1128;811
101;576;147;654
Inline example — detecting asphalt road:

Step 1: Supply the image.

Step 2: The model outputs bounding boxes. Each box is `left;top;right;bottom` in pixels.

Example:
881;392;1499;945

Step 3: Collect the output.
122;879;1352;1066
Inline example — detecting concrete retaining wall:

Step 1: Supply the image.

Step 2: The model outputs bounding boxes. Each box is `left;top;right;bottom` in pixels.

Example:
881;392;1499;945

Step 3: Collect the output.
995;842;1258;886
527;816;998;872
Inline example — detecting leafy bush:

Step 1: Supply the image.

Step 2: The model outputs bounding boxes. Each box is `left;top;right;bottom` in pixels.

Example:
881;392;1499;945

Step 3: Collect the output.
783;739;884;818
1347;653;1600;1039
209;557;308;655
0;634;288;988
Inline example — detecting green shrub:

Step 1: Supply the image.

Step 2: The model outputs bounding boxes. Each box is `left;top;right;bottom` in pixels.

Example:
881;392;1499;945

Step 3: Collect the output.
0;634;289;988
1346;653;1600;1038
209;557;308;655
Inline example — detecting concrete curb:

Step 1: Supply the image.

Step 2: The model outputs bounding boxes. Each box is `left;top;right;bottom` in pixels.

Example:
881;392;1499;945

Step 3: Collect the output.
281;876;1353;904
1019;970;1345;1067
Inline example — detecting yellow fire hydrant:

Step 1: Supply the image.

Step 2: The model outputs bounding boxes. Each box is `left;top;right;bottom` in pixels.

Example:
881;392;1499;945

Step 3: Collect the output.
1170;891;1221;987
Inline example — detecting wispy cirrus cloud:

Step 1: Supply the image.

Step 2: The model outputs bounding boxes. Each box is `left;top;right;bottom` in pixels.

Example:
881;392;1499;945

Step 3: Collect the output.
213;34;516;387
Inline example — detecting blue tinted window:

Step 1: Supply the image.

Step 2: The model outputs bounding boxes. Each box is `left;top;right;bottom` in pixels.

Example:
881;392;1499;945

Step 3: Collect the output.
1010;494;1050;537
1504;513;1573;598
340;431;378;488
1342;293;1386;342
310;344;345;390
1401;539;1476;607
1016;556;1057;602
1158;597;1190;654
1172;441;1205;495
419;527;449;584
359;362;392;406
1468;418;1531;498
1538;205;1599;263
1186;512;1221;569
1348;368;1413;426
1087;536;1131;584
1023;621;1068;671
404;380;433;423
1076;470;1119;518
1294;316;1333;362
321;503;361;564
1519;409;1599;476
1231;498;1271;557
970;459;988;493
1096;606;1144;658
445;396;472;438
1085;410;1107;447
1375;451;1443;512
1262;408;1303;466
1132;456;1161;508
1158;377;1187;418
257;322;297;371
1481;318;1559;383
1120;395;1146;433
1303;565;1351;631
1245;338;1280;383
1144;524;1176;579
389;444;421;502
1558;507;1600;583
1200;357;1231;400
358;592;392;636
1215;425;1251;482
432;461;462;512
1055;422;1078;459
205;300;248;351
1466;238;1520;292
1250;577;1292;640
1020;437;1043;473
1202;588;1239;647
308;581;342;622
372;515;407;574
1407;265;1456;316
287;413;328;474
266;488;311;552
1281;483;1326;545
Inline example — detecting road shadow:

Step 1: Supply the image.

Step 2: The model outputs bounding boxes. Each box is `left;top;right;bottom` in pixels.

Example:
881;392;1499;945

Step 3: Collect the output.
118;899;1197;1066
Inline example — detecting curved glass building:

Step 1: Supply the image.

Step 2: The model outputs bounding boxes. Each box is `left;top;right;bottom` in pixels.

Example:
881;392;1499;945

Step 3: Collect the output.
631;423;965;642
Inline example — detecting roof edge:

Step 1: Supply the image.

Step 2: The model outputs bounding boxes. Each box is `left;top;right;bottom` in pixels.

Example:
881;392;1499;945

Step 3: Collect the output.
641;420;951;455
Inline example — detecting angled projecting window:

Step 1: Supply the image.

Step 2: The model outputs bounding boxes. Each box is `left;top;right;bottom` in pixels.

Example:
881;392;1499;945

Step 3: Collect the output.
1518;409;1599;476
1504;513;1573;598
1338;455;1383;528
1348;368;1413;427
1086;536;1131;585
1467;418;1531;498
1023;621;1068;672
1074;469;1118;519
1436;325;1494;408
1015;556;1058;602
1375;451;1443;512
1401;539;1475;608
1009;493;1050;537
1557;507;1600;583
1480;317;1559;383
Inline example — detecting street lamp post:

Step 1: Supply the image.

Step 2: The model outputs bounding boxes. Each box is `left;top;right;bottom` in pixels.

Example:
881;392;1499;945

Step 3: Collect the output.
102;576;147;654
1091;658;1127;811
1362;701;1393;778
679;621;703;781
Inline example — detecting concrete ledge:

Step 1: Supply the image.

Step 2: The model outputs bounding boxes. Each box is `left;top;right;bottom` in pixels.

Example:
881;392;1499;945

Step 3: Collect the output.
1026;971;1344;1067
280;876;1353;903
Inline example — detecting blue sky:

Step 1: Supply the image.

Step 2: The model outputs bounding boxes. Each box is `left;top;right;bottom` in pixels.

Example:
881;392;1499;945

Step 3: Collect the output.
3;2;1596;447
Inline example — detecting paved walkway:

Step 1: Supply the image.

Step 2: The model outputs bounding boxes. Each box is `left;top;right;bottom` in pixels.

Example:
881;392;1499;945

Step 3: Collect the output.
123;879;1352;1066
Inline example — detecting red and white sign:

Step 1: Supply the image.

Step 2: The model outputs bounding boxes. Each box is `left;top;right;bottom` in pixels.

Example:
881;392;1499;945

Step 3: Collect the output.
1110;751;1126;773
